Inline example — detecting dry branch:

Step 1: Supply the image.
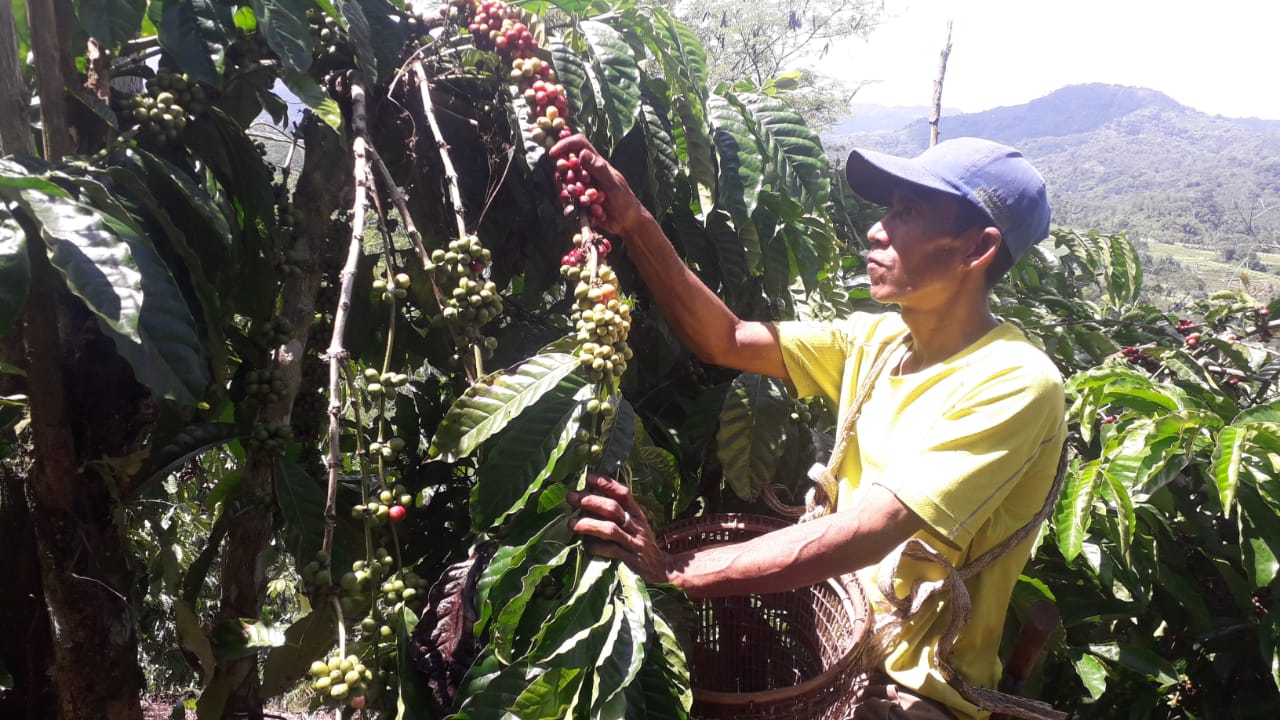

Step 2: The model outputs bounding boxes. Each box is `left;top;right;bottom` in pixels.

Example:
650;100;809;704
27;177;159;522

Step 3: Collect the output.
929;20;953;148
324;79;371;553
412;59;470;243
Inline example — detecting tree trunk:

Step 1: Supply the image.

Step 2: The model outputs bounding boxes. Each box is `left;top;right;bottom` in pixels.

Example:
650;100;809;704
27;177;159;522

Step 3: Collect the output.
20;233;144;720
0;460;57;720
18;2;144;718
215;119;353;719
0;0;31;154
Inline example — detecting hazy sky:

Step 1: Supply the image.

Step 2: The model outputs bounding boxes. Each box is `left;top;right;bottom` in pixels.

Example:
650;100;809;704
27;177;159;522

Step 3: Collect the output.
838;0;1280;119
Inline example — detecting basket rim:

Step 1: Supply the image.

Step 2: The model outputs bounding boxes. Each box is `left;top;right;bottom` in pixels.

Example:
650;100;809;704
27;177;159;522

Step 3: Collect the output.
657;513;871;707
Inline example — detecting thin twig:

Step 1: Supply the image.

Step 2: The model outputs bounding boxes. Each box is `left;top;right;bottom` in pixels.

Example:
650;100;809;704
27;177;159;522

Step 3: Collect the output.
411;59;469;244
411;59;493;380
323;79;370;554
365;145;476;382
366;146;429;268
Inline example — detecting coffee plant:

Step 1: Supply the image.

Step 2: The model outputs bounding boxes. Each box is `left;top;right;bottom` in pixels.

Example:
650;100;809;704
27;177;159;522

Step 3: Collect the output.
0;2;1277;720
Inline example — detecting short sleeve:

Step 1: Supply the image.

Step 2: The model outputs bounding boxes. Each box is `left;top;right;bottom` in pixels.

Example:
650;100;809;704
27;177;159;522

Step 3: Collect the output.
776;320;849;403
873;369;1065;550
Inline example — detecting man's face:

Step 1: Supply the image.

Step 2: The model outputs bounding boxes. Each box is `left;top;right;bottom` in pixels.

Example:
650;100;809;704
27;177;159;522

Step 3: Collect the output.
864;187;975;309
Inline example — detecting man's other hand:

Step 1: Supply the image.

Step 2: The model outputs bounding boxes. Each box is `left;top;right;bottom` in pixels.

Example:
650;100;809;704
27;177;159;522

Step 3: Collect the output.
568;473;672;584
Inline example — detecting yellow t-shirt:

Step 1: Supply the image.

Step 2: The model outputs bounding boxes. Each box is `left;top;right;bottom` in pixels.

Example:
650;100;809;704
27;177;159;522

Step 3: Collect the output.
777;312;1066;720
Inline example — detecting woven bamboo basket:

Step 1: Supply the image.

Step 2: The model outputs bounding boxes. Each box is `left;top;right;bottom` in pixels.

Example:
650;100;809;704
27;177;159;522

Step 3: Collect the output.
657;514;871;720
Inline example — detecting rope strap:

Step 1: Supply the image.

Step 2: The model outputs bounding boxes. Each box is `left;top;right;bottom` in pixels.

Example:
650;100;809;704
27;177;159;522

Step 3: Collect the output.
875;446;1071;720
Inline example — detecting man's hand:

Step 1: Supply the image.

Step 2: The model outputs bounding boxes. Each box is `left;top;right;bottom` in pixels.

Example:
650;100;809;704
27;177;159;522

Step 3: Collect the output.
568;473;673;584
549;134;649;238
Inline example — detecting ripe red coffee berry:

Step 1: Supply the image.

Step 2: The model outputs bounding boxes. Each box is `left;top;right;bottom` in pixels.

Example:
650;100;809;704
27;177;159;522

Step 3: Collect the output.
388;505;406;521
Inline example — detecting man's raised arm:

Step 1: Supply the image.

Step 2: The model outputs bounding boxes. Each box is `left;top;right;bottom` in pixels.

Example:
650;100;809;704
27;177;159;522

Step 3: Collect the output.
550;135;789;382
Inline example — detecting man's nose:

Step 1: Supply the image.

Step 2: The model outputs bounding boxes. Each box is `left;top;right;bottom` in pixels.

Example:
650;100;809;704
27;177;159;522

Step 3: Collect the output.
866;220;888;246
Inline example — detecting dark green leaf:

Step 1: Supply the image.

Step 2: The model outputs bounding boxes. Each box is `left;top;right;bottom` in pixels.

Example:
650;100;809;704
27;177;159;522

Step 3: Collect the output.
148;0;235;87
507;666;583;719
529;556;614;656
625;609;692;719
6;181;209;403
580;20;641;151
251;0;314;73
591;567;648;711
186;107;276;231
716;373;791;500
0;213;29;336
471;384;588;530
1212;423;1251;511
639;98;679;220
706;210;746;291
474;515;563;631
492;543;575;663
361;0;405;86
708;94;763;269
133;423;241;499
552;41;594;126
274;457;361;575
75;0;146;47
594;398;636;478
337;0;379;84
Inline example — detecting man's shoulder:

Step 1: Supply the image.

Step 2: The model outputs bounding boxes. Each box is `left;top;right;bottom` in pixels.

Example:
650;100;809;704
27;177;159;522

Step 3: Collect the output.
841;310;909;345
985;323;1064;385
781;310;907;351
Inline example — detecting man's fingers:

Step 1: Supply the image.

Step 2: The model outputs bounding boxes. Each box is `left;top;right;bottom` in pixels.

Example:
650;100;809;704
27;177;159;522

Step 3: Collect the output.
568;515;645;553
549;133;592;158
587;474;646;518
575;494;626;524
581;538;630;562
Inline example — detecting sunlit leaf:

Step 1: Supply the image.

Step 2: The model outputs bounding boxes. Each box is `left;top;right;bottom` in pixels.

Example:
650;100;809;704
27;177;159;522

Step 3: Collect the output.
430;354;582;462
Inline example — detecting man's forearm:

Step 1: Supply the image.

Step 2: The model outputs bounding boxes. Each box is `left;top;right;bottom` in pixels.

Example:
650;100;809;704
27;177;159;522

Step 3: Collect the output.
617;208;744;367
665;508;913;599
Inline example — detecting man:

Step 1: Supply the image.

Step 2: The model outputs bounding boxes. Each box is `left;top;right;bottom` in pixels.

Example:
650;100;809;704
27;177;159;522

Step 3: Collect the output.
555;134;1066;720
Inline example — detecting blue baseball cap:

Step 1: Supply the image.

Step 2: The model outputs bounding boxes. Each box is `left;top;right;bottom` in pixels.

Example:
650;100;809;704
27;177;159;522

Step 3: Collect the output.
844;137;1051;262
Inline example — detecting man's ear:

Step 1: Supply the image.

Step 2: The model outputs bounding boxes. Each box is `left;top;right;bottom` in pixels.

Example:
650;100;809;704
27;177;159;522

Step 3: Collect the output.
966;227;1003;272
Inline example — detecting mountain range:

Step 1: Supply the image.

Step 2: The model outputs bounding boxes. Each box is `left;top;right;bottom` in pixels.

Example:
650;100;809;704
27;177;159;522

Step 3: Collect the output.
826;84;1280;286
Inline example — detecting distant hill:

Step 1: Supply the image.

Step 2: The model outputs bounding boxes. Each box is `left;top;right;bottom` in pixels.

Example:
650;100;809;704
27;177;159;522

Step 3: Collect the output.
830;104;946;135
826;84;1280;296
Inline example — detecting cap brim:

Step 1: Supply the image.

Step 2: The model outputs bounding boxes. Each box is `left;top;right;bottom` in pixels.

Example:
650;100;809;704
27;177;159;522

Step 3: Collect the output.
844;148;964;207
